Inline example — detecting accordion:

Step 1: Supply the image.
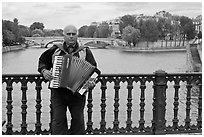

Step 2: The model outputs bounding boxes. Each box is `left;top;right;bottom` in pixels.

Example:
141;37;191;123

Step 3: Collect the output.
49;54;100;94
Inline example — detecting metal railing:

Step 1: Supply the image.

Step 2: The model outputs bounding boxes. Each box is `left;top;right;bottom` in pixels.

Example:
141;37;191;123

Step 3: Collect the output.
2;70;202;135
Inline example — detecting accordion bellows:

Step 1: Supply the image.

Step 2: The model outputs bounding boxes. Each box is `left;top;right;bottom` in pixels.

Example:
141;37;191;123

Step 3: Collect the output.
49;54;99;93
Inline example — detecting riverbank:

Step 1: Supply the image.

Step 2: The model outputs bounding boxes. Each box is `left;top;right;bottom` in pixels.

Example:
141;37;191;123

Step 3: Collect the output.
120;48;186;53
107;44;187;53
2;44;27;53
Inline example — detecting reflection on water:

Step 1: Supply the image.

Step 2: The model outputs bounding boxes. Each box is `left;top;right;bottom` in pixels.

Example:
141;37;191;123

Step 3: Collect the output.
3;47;197;132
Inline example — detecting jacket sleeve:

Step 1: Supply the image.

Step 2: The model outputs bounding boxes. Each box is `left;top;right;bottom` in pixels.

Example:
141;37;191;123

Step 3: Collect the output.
85;47;97;67
37;45;58;73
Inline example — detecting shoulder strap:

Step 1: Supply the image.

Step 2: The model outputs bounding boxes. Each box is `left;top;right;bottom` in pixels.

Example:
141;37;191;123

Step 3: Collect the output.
55;44;88;56
54;43;68;54
72;46;89;56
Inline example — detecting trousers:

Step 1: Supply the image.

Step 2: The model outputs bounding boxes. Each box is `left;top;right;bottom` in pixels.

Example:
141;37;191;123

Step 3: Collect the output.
51;88;86;135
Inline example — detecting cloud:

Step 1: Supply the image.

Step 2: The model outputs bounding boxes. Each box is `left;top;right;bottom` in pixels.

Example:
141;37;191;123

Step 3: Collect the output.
2;2;202;29
33;3;48;8
106;2;147;10
63;4;81;10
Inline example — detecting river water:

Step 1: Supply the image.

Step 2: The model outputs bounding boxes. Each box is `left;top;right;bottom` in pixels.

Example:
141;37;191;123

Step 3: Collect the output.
2;47;198;132
2;47;186;74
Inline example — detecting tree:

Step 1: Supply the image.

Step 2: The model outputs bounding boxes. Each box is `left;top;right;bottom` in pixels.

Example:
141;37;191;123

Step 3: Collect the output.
157;18;166;47
78;25;89;37
2;19;21;45
2;20;13;32
87;25;97;38
140;19;159;47
157;18;166;39
163;19;173;47
180;16;196;40
93;29;99;38
122;25;141;47
122;25;133;46
31;29;44;37
43;29;63;36
131;29;141;47
12;18;19;40
98;22;111;38
183;21;195;40
3;30;15;46
119;15;136;33
19;25;30;37
171;16;181;47
30;22;45;31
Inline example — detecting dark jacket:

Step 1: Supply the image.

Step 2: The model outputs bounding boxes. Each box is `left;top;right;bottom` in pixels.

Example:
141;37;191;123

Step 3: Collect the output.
38;41;97;73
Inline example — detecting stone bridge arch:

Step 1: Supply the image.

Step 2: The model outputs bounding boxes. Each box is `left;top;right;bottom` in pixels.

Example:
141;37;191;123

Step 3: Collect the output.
78;38;114;48
44;39;64;48
44;38;114;48
80;40;112;48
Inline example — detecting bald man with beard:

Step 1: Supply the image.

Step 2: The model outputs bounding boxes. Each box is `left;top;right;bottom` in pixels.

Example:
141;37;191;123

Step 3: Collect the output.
38;25;97;135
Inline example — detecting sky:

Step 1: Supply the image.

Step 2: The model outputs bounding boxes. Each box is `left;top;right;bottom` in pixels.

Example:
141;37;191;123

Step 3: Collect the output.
1;0;203;30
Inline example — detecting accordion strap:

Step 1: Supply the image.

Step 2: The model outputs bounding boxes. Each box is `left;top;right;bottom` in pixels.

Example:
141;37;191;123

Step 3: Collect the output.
54;44;69;54
72;46;88;56
54;43;88;55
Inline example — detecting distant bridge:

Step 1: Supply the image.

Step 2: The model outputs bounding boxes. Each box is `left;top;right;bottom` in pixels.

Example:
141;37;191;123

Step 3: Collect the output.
44;37;114;48
25;37;115;48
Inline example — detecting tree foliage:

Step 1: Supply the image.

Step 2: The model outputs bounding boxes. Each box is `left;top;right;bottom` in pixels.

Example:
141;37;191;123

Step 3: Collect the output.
140;19;159;43
43;29;63;36
122;25;141;46
157;18;166;40
78;25;89;37
2;19;26;45
131;29;141;46
179;16;196;40
2;18;64;46
2;13;199;47
2;30;15;46
78;23;111;38
2;20;13;32
98;22;110;38
122;25;132;44
12;18;20;41
19;25;30;37
119;15;136;32
31;29;44;37
87;25;97;38
30;22;45;30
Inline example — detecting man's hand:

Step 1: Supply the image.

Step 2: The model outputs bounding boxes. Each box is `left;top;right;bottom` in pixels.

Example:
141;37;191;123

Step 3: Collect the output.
87;78;97;89
42;69;53;81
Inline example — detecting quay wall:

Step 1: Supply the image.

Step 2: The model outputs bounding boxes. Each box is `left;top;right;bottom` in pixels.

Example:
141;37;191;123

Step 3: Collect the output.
2;44;27;53
186;42;202;72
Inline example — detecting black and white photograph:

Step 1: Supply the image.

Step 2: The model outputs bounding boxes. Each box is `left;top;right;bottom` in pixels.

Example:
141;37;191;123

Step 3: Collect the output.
1;0;202;135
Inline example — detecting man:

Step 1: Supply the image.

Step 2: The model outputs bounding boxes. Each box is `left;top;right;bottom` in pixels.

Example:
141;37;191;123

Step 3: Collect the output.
37;25;97;135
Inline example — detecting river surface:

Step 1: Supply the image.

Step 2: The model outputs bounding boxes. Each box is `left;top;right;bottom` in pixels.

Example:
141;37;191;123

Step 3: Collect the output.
2;47;198;132
2;47;186;74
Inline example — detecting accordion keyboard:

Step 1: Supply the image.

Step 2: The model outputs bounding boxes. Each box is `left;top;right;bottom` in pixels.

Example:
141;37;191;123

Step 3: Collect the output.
49;54;98;93
50;56;64;88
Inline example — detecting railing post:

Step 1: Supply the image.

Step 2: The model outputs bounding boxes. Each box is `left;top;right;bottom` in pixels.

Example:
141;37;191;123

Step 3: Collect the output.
5;79;14;135
35;79;42;134
153;70;167;135
86;87;94;134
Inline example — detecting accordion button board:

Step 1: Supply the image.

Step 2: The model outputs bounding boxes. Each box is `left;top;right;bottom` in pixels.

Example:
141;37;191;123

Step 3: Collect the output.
49;54;99;95
50;56;64;88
